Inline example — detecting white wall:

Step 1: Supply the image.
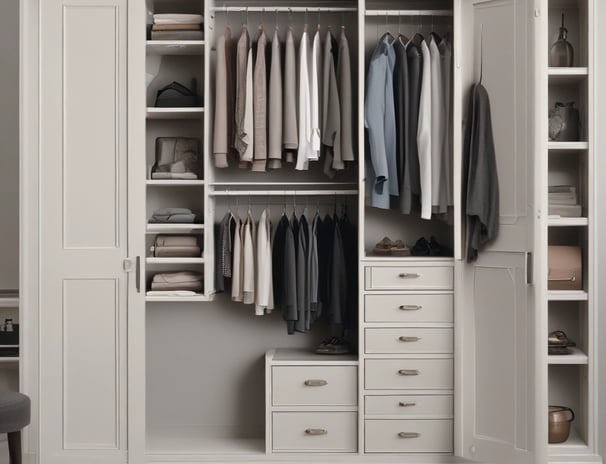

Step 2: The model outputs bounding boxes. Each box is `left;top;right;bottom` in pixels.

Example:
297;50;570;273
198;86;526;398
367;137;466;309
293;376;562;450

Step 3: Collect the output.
0;0;19;290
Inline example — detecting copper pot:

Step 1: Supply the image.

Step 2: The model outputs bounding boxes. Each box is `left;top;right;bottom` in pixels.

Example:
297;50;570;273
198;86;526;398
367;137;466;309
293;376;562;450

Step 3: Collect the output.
548;406;575;443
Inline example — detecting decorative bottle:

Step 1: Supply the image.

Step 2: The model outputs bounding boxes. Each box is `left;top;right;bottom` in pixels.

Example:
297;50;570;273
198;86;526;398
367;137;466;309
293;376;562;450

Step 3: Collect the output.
550;13;574;67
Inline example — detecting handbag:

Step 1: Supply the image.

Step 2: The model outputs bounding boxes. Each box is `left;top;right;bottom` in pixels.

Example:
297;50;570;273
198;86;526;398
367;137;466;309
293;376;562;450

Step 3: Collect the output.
548;102;580;141
548;246;582;291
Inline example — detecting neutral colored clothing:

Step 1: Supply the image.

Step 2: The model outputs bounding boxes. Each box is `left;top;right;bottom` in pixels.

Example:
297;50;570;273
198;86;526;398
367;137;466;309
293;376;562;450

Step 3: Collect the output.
429;35;444;212
151;271;203;292
241;47;255;166
231;216;243;302
440;37;453;208
272;215;288;309
365;36;397;209
154;246;200;258
252;28;268;172
268;29;283;169
328;214;346;327
153;14;203;25
295;213;310;332
283;28;298;163
309;213;320;316
149;207;198;223
255;209;274;315
337;30;354;165
242;212;256;304
404;35;423;212
234;27;250;157
322;31;340;178
417;38;432;219
393;37;410;212
296;31;312;171
284;215;299;333
311;30;322;158
464;83;500;262
151;30;203;40
213;26;232;168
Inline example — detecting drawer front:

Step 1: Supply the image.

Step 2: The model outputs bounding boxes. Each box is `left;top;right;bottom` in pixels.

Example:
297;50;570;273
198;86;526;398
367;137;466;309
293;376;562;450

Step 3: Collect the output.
365;395;453;417
272;366;357;407
365;359;453;390
365;419;453;453
365;266;453;291
365;328;453;354
364;294;453;323
273;412;357;452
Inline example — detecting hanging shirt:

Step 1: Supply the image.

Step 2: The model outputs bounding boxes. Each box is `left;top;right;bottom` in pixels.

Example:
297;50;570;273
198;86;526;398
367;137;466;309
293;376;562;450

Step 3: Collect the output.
242;211;256;304
215;211;236;292
464;83;500;262
393;36;410;212
417;37;432;219
295;212;310;332
310;29;322;158
309;212;320;321
440;37;453;208
429;34;444;213
328;213;346;330
283;28;298;163
283;214;299;333
255;209;273;315
213;26;233;168
252;28;268;172
267;28;283;169
272;214;288;309
234;27;250;158
365;36;397;210
231;215;243;302
322;30;340;178
241;47;255;167
337;29;354;166
296;30;313;171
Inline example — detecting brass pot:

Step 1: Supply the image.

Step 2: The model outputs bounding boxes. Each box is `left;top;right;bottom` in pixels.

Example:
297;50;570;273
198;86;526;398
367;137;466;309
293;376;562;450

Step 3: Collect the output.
548;406;575;444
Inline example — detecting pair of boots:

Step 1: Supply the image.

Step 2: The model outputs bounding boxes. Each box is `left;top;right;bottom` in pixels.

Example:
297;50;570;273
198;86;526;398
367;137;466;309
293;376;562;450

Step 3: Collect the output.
411;236;444;257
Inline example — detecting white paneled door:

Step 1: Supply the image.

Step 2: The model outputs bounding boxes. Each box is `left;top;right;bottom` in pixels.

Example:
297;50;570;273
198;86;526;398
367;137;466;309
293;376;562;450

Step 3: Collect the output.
39;0;128;462
457;0;542;463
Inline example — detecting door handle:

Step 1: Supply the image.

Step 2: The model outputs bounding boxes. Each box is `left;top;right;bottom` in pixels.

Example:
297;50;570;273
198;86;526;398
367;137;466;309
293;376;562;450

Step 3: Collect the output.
304;379;328;387
399;305;422;311
135;256;141;293
398;336;421;342
398;432;420;439
398;369;419;376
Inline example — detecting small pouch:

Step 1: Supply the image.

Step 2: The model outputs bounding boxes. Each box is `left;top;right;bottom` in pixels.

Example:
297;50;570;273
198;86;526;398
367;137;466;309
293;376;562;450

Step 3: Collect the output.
548;246;582;291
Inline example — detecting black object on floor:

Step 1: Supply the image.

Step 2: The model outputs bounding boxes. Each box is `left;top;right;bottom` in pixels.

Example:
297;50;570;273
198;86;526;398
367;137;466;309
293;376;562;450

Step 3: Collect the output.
316;337;352;355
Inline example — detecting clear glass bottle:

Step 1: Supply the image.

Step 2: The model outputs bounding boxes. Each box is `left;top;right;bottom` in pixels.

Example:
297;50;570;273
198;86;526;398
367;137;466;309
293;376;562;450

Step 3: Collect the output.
550;13;574;67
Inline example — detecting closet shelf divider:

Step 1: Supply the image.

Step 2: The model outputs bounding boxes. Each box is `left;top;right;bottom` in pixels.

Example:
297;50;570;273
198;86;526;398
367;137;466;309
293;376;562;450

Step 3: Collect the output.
365;10;453;17
146;40;205;56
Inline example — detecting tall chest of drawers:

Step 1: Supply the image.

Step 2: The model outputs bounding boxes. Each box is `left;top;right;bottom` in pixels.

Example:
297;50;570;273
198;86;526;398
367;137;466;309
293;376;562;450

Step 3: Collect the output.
361;260;455;454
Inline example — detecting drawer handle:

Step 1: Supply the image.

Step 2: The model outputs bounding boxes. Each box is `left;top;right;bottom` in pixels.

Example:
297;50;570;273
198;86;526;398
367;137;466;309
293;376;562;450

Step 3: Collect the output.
398;369;419;376
399;401;417;407
304;379;328;387
398;272;420;279
398;432;421;439
305;428;328;436
398;336;421;342
399;305;422;311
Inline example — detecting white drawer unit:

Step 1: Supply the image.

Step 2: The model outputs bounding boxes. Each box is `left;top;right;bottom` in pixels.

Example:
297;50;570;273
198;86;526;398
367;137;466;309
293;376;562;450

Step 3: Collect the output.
365;419;453;453
364;294;453;324
365;395;454;418
365;328;454;354
365;359;454;390
272;412;358;453
365;266;453;291
272;366;358;407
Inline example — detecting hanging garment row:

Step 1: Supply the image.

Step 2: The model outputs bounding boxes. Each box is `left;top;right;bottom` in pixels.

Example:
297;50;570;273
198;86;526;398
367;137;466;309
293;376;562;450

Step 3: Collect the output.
213;18;355;177
365;29;453;220
215;204;357;335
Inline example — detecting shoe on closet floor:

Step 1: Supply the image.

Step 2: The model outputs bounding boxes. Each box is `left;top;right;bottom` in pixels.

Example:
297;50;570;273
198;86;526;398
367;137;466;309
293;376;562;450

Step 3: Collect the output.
373;237;394;255
315;337;352;355
390;240;411;257
411;237;430;256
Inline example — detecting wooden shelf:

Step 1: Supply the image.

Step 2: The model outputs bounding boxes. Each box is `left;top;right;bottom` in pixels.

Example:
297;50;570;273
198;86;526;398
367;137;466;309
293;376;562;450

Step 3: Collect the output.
547;217;588;227
548;67;589;82
146;107;204;120
146;257;204;265
146;180;204;186
146;224;204;233
548;347;588;365
146;40;204;56
0;357;19;364
145;294;211;303
547;291;588;301
548;141;588;150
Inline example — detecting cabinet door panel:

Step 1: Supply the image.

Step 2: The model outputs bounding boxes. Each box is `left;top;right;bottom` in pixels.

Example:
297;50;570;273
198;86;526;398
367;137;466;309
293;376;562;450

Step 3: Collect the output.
39;1;128;462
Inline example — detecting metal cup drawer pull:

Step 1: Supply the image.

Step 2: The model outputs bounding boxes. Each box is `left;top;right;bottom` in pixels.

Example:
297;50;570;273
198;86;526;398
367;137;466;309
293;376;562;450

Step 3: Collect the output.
398;369;420;376
303;379;328;387
398;272;421;279
398;432;421;439
305;428;328;436
398;336;421;342
398;401;417;407
399;304;422;311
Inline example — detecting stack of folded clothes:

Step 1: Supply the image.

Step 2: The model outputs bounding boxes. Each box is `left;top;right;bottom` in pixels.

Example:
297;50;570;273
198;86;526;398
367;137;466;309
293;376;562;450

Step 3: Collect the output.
149;208;200;224
148;271;203;294
151;235;201;257
151;137;201;180
548;185;582;218
151;14;203;40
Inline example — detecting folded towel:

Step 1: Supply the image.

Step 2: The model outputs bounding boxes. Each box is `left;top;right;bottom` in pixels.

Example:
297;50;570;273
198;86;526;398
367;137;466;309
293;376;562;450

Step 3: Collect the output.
151;30;203;40
152;24;201;31
149;213;198;223
153;246;202;258
151;271;203;292
151;172;199;180
146;290;200;297
154;235;199;247
153;14;204;24
154;208;193;215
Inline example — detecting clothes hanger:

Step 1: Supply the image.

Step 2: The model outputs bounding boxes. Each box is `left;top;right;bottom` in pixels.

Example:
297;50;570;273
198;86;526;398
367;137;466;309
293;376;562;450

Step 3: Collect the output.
397;14;410;44
479;23;484;84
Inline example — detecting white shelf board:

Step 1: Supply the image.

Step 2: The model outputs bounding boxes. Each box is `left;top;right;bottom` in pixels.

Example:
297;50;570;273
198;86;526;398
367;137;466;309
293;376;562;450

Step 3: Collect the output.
146;180;204;186
146;107;204;120
145;294;211;303
548;347;588;365
146;40;204;56
267;348;358;365
547;290;588;301
548;217;588;227
146;257;204;265
0;357;19;364
548;67;589;82
549;427;590;455
0;297;18;308
548;141;588;150
146;224;204;233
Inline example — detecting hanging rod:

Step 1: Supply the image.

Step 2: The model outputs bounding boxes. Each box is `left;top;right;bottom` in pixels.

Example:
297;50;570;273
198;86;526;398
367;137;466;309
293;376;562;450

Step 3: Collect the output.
365;10;453;17
210;6;357;13
210;190;358;196
210;182;357;187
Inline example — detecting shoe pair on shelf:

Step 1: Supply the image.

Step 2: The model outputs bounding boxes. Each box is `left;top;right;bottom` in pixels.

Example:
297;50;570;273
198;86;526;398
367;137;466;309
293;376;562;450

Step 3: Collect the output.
316;337;353;355
411;236;444;257
373;237;410;257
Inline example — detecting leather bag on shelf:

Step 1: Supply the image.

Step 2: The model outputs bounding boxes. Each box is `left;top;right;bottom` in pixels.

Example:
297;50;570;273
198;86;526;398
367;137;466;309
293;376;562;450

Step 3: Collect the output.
548;245;582;291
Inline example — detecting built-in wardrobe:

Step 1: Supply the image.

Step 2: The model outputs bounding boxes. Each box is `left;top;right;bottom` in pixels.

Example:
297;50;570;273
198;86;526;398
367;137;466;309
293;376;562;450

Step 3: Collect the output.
20;0;602;463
